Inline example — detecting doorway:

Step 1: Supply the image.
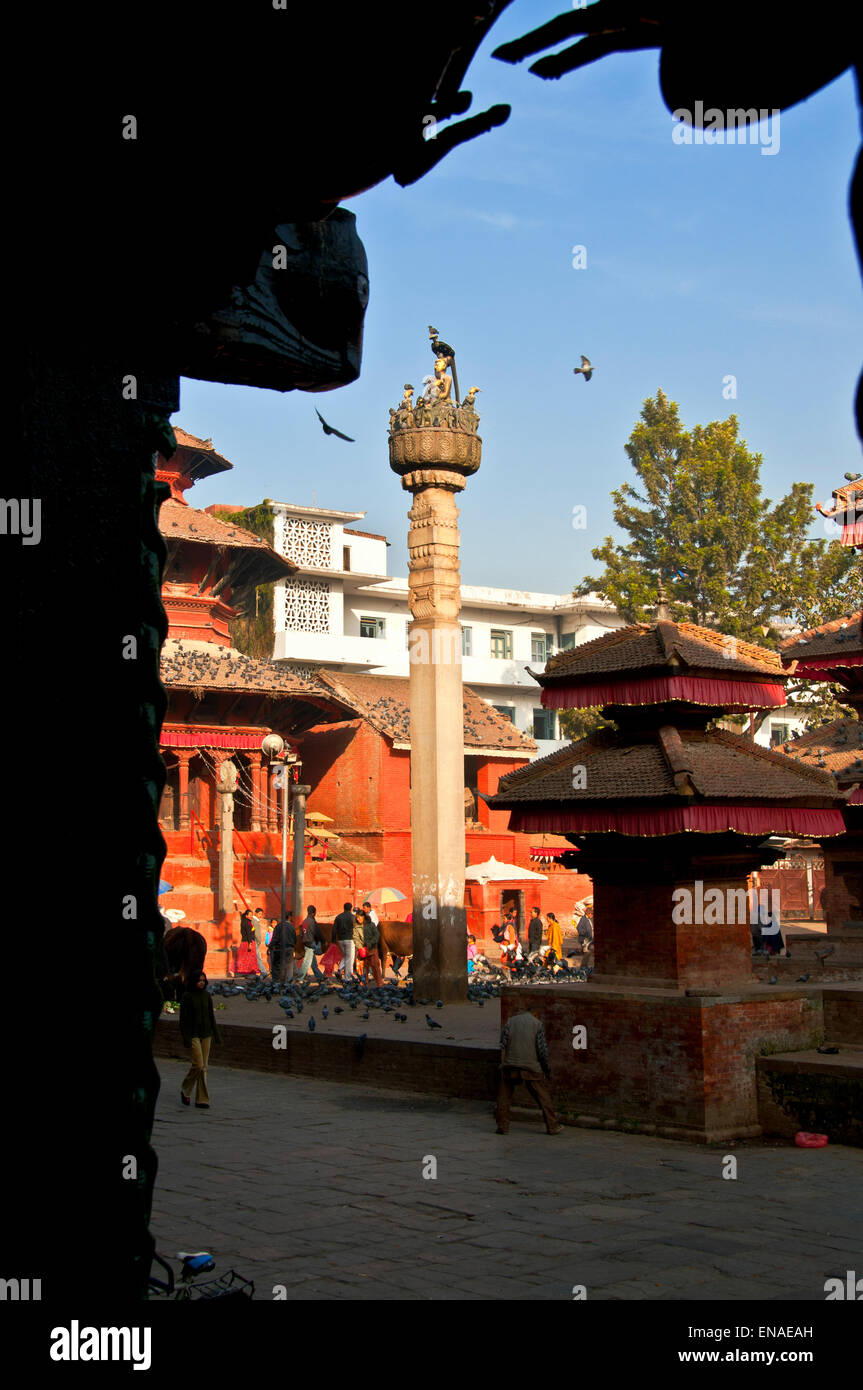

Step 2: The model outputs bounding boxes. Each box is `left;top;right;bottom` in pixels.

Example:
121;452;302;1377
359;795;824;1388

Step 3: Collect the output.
500;889;525;946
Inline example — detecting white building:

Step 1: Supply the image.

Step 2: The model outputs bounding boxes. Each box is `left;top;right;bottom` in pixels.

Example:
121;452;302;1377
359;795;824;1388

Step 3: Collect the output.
261;501;626;759
223;499;806;758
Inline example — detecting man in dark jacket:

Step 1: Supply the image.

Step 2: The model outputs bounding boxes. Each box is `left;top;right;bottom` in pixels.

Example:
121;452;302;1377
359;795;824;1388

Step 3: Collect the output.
297;906;326;981
333;901;357;981
495;1006;561;1135
527;906;544;956
268;912;296;984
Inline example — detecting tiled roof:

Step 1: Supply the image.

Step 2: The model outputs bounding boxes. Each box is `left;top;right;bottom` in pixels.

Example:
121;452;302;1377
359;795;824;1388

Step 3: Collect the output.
779;612;862;664
170;428;234;478
539;620;785;683
780;717;863;784
315;670;536;753
491;726;837;805
159;500;296;587
343;527;388;542
161;640;328;695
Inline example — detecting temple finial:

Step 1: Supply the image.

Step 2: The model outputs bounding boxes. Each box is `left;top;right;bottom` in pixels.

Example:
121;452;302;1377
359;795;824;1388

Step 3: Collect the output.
655;577;671;621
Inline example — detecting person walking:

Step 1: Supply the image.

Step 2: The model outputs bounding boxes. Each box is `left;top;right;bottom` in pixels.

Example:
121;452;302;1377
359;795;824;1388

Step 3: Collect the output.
495;1006;561;1135
268;912;296;983
356;908;383;986
362;900;380;928
575;904;594;953
333;901;357;981
180;970;220;1110
546;912;563;963
527;906;544;956
297;906;326;981
250;906;268;976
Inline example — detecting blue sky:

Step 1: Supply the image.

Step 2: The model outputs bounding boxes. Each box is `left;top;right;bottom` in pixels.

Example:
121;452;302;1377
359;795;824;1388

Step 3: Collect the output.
178;3;861;595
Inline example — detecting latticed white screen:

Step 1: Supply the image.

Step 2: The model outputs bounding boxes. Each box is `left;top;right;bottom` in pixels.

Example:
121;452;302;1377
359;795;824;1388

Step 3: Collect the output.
283;578;331;632
283;517;334;568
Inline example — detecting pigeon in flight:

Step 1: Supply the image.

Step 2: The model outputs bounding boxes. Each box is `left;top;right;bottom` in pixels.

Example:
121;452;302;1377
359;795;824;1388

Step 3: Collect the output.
315;408;355;442
573;355;594;382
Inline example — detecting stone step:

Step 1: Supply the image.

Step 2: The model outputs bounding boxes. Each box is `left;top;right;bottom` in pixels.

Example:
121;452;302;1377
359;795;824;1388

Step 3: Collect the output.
756;1046;863;1146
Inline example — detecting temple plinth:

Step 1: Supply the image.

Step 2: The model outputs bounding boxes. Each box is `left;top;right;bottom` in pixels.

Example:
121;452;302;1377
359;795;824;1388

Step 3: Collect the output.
389;349;482;1001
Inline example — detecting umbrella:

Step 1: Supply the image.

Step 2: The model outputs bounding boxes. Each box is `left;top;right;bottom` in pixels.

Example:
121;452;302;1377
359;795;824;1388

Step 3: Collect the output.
158;879;173;895
305;811;334;823
364;887;407;906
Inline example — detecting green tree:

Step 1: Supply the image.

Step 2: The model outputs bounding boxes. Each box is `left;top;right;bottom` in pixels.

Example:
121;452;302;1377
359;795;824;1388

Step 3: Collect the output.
576;389;861;727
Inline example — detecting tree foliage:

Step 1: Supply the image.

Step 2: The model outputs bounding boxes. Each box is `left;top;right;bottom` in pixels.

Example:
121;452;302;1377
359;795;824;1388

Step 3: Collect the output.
577;390;861;727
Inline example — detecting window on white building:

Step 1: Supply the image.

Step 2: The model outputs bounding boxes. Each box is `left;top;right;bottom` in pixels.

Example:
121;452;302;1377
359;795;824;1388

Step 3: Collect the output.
531;632;550;663
533;709;556;740
490;629;513;660
770;722;791;746
492;705;516;723
462;625;473;657
560;633;576;650
343;546;351;572
360;616;385;639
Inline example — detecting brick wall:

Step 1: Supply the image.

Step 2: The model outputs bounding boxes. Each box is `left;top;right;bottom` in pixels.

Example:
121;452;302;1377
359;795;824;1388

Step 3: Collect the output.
502;984;822;1141
155;1016;499;1100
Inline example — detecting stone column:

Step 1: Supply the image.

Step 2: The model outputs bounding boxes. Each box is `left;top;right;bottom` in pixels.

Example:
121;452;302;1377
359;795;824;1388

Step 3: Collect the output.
389;374;482;1002
175;749;193;831
216;758;238;914
291;783;311;923
249;751;263;833
266;765;278;833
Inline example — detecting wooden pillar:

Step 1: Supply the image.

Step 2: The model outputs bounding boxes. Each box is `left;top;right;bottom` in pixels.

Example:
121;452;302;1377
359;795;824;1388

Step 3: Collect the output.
175;749;193;831
249;751;263;832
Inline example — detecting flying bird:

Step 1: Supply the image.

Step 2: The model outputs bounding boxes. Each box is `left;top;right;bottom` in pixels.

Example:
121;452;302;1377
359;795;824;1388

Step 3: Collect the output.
315;408;355;442
572;355;594;382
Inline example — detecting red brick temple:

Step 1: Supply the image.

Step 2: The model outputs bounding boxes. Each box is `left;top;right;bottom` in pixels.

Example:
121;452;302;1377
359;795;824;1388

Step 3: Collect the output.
156;432;590;952
488;613;847;1142
780;611;863;935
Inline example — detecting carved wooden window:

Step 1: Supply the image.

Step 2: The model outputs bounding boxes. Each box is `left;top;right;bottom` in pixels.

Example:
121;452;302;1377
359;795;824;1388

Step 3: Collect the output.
282;577;331;633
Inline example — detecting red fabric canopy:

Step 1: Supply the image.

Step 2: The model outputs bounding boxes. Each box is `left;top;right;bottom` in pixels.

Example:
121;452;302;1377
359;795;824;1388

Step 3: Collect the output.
509;805;845;838
791;653;863;677
160;727;265;750
840;520;863;546
541;676;786;710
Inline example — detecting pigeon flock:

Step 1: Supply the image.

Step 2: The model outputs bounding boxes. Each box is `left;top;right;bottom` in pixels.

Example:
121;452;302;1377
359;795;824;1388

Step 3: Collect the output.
206;956;594;1034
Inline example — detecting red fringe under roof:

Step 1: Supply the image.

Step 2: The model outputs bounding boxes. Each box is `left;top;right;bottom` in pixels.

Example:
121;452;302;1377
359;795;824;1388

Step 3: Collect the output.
509;806;845;838
541;676;787;711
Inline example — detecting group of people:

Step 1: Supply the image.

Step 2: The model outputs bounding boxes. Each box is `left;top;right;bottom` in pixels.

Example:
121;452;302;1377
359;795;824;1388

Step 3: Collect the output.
256;900;395;987
489;903;594;972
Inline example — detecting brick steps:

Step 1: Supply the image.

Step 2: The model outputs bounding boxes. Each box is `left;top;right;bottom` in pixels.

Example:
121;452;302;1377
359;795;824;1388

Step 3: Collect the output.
756;1046;863;1146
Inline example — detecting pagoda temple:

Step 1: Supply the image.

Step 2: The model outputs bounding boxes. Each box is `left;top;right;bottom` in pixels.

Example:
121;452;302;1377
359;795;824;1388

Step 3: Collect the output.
487;610;847;1142
780;610;863;934
815;471;863;548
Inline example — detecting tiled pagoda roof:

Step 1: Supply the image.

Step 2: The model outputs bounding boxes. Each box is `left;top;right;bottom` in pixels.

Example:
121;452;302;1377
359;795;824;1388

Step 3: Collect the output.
780;717;863;785
160;640;326;695
536;620;785;684
314;670;536;754
491;726;837;805
779;611;862;665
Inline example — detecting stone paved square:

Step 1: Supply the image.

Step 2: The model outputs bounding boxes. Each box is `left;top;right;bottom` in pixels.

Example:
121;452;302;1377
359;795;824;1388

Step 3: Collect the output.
151;1059;863;1301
